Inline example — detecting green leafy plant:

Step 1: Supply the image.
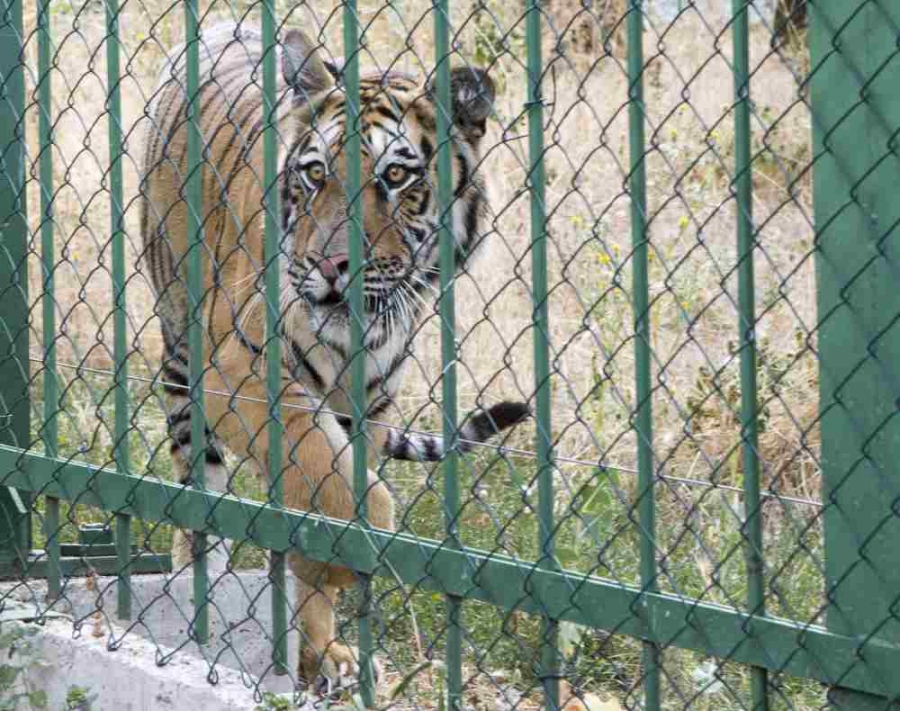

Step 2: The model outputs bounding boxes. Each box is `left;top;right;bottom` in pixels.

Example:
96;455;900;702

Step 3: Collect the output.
0;622;48;711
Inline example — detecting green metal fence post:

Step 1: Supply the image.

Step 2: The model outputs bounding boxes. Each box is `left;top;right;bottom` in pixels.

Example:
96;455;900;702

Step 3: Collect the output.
627;1;661;708
525;1;560;708
343;2;375;705
732;1;768;709
810;1;900;707
105;0;131;621
36;0;60;599
0;0;30;574
184;0;208;645
261;0;287;677
433;3;463;709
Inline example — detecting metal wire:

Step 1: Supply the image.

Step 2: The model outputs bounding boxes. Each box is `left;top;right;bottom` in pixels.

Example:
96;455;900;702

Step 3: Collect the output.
1;0;895;709
29;353;824;509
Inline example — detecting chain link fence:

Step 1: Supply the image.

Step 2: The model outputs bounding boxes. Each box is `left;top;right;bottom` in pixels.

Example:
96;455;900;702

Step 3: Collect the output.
0;0;898;708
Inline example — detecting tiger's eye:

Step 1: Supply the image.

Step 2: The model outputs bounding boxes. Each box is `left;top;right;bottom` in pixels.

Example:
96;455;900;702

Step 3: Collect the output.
305;162;326;185
384;164;408;186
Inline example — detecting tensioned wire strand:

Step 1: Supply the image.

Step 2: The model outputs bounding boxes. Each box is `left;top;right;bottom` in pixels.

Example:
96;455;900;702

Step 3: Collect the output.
28;355;822;509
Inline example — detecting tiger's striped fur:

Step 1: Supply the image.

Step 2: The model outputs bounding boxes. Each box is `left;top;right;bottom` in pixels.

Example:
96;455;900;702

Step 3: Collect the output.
140;22;526;686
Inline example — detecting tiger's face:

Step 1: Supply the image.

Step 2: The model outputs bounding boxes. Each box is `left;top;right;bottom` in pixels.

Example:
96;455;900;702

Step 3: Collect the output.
277;30;495;330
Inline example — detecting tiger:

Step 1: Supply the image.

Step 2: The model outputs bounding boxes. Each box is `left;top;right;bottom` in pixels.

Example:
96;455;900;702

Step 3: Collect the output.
139;22;527;689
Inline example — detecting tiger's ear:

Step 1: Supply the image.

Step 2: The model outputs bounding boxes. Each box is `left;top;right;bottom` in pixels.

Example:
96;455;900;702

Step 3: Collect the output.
281;29;333;97
428;66;495;141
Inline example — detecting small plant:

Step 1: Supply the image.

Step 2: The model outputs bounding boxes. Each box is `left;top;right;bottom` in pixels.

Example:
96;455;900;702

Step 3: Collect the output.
556;467;623;661
254;691;294;711
773;0;808;49
474;0;526;61
66;685;96;711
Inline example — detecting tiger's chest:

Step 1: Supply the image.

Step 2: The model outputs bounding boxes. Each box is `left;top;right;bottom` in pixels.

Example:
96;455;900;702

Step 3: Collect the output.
291;305;410;419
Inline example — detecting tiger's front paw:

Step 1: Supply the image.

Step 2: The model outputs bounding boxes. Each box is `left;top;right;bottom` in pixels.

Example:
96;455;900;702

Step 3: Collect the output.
301;642;383;697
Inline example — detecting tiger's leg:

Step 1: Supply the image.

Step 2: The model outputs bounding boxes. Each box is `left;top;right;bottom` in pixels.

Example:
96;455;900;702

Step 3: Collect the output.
282;419;394;687
168;440;231;574
202;371;394;687
289;482;393;688
162;355;231;575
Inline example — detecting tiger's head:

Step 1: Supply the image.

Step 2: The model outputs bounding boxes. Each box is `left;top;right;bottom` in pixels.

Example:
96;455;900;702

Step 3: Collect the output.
277;29;495;329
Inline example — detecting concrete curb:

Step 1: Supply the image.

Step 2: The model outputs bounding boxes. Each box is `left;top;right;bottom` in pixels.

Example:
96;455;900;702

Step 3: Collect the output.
0;572;310;709
2;611;269;710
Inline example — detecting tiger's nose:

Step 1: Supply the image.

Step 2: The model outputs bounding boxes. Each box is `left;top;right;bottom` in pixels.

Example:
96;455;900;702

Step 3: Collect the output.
318;254;349;283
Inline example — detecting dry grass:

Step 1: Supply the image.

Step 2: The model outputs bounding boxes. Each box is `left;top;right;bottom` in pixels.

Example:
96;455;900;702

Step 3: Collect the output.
22;0;817;482
17;0;825;707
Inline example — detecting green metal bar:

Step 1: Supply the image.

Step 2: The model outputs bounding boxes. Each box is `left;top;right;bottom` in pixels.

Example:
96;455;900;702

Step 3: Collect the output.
7;445;900;698
36;0;59;600
60;543;128;557
183;0;207;645
627;1;660;708
809;1;900;709
433;3;462;709
261;0;287;677
342;2;374;705
732;1;767;709
23;553;171;578
525;1;559;709
105;0;130;622
0;0;31;573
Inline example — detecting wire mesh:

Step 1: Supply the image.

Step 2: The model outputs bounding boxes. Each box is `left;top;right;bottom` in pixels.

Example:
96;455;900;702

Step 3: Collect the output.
0;0;897;709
